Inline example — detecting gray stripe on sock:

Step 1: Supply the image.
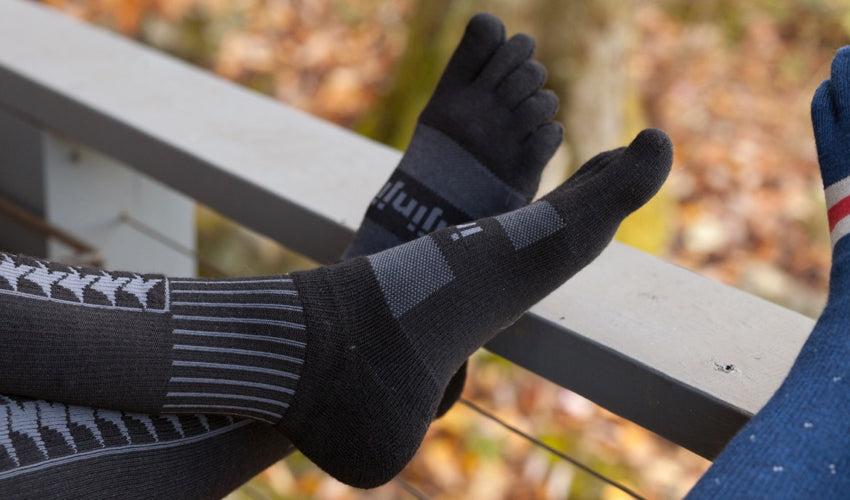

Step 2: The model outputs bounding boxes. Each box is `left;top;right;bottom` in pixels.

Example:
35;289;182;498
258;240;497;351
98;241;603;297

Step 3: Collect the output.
460;226;483;237
171;289;297;296
161;404;281;421
162;276;305;424
166;392;289;408
399;124;527;218
496;200;566;250
172;329;306;348
170;278;292;285
169;377;295;394
368;236;454;318
171;360;299;379
172;315;305;330
172;302;303;312
172;344;304;364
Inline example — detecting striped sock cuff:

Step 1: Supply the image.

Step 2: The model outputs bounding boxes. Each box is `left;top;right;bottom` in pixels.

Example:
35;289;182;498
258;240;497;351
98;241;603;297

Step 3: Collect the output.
826;176;850;247
163;276;307;424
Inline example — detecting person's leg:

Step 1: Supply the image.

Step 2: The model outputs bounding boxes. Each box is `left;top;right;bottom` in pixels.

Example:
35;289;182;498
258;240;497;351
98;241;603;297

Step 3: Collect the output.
0;396;289;500
344;12;562;417
0;129;671;487
686;47;850;499
0;13;564;497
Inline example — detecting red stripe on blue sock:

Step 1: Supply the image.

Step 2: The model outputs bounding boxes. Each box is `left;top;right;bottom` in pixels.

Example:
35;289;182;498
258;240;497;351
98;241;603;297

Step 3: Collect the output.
828;195;850;232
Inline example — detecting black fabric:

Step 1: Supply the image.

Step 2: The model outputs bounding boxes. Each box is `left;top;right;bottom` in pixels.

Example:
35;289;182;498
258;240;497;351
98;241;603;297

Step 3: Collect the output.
362;169;470;241
419;20;561;198
0;269;172;413
0;400;290;500
280;260;440;489
0;11;579;497
277;130;670;488
0;263;307;424
0;129;670;490
342;12;563;419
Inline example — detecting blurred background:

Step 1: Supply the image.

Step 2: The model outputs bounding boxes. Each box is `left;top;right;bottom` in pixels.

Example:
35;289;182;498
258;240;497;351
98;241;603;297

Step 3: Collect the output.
30;0;850;498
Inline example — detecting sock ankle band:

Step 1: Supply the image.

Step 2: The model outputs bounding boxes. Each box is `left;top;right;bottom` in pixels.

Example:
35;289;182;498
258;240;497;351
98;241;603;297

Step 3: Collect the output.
163;278;307;422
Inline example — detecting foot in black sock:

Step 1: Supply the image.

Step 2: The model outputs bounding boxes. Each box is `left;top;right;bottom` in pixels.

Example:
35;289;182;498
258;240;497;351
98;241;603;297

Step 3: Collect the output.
0;130;671;488
285;129;671;487
344;12;563;417
344;13;560;256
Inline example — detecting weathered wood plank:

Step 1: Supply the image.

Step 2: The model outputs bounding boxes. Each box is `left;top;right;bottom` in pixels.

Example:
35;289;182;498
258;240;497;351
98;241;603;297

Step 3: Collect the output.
0;0;817;458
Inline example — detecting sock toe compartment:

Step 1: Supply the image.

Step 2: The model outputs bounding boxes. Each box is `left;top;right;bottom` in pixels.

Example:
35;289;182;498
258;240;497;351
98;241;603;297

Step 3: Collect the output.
497;59;548;108
476;33;537;86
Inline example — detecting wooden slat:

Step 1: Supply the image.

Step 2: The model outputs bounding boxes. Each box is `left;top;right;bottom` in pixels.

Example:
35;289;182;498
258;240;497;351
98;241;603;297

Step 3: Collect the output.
0;0;816;458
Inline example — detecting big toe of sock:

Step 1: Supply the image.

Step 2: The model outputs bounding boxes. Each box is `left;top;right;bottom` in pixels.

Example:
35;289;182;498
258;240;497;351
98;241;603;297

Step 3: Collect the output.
812;48;850;187
549;128;671;222
812;79;847;186
830;46;850;112
439;13;506;88
600;128;673;214
466;13;507;47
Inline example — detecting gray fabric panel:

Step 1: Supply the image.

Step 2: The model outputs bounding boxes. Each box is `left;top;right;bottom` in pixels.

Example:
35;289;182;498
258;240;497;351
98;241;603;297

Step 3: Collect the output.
496;200;566;249
368;236;454;318
398;124;526;218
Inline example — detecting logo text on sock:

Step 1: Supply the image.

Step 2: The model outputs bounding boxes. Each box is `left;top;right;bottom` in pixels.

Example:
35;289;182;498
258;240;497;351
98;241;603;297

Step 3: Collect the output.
450;222;483;241
372;180;450;237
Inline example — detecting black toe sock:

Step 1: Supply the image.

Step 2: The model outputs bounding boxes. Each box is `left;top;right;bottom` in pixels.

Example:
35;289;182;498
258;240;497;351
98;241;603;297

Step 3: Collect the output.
343;12;563;417
281;129;672;487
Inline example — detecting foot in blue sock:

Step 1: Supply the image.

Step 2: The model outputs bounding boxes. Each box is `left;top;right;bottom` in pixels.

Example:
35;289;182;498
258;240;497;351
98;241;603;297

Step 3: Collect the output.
686;46;850;499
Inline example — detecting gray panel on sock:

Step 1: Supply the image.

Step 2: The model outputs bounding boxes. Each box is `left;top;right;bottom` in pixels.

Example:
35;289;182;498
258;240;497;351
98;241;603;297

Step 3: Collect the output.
496;200;566;249
398;124;527;219
368;236;454;318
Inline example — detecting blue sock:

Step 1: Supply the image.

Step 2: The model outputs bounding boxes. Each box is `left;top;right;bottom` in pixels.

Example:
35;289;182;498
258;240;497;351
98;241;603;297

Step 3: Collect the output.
687;46;850;498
